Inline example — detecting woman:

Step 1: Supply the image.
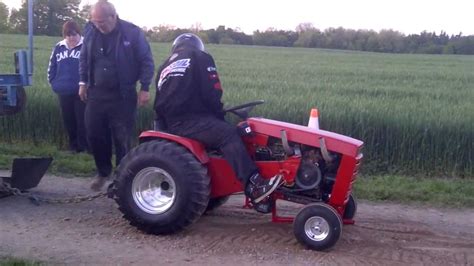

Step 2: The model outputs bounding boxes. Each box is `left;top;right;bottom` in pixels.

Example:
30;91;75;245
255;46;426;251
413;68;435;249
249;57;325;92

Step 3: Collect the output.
47;20;88;153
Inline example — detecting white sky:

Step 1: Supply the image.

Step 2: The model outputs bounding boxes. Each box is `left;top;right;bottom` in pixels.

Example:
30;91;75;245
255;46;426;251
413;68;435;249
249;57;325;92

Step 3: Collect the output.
2;0;474;35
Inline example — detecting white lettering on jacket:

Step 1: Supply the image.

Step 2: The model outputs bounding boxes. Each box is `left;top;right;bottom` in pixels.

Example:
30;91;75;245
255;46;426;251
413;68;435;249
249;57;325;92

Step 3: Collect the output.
157;58;191;90
56;50;81;62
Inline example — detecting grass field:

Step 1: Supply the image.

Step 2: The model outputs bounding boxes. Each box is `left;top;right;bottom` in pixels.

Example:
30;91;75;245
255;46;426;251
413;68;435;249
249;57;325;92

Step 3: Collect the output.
1;34;473;178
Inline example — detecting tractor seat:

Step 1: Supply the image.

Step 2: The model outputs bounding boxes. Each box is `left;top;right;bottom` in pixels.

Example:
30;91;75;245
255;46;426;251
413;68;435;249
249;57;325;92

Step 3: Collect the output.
152;119;225;157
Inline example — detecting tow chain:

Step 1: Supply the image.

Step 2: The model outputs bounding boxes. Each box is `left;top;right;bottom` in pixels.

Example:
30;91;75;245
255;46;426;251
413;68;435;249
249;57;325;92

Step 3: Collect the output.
0;181;107;205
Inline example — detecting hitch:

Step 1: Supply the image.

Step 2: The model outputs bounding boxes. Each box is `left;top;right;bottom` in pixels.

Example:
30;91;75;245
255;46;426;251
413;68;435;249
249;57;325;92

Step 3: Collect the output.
0;157;53;195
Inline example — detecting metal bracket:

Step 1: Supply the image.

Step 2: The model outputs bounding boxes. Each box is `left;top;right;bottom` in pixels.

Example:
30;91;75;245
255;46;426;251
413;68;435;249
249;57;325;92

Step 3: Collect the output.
319;137;333;162
280;130;294;156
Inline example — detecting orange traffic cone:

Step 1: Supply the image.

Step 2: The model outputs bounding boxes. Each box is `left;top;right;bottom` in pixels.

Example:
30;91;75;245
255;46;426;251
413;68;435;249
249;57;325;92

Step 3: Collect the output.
307;108;319;129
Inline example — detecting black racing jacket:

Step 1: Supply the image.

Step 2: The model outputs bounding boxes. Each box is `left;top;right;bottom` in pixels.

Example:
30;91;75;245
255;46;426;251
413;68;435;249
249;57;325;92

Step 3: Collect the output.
154;48;224;125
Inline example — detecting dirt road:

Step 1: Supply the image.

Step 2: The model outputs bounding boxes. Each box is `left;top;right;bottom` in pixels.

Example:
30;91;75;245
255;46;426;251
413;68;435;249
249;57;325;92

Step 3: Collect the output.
1;173;473;265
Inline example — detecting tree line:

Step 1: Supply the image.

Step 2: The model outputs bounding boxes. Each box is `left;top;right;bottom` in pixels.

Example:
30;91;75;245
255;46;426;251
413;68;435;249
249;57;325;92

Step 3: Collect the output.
146;25;474;55
1;1;473;55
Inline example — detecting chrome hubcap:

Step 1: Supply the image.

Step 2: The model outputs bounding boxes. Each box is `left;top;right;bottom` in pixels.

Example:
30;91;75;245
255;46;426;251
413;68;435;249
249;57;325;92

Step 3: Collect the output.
132;167;176;214
304;216;330;241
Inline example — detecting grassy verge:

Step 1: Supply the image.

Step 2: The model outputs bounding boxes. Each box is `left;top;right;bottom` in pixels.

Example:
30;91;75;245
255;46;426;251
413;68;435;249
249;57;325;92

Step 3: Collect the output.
0;142;96;177
1;142;472;207
353;175;474;208
0;257;42;266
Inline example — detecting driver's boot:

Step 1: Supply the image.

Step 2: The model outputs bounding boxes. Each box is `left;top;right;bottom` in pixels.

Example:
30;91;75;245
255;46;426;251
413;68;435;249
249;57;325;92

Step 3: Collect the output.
253;196;274;213
245;173;283;204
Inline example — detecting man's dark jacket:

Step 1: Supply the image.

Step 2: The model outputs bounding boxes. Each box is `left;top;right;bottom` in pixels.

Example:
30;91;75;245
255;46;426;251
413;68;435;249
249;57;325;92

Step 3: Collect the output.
79;19;154;96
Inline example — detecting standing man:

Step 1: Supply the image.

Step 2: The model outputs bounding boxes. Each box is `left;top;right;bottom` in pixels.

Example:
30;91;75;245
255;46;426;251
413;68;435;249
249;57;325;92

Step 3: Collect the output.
79;0;154;191
154;33;282;212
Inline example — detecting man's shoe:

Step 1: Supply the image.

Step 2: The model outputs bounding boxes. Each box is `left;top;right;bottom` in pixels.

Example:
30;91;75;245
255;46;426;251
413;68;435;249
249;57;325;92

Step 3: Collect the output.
245;173;283;203
90;175;108;191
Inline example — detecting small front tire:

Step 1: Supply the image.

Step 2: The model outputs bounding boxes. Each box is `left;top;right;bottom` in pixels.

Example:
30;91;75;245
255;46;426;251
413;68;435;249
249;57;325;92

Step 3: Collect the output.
293;203;342;251
343;194;357;220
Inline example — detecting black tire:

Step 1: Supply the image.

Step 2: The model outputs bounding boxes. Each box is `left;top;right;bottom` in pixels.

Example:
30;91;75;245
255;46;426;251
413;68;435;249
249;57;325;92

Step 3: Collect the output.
343;194;357;220
205;196;230;212
0;86;26;116
112;140;210;234
293;203;343;251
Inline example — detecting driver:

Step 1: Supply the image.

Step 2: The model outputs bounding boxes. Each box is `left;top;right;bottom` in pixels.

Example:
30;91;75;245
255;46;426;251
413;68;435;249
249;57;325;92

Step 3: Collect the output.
153;33;282;211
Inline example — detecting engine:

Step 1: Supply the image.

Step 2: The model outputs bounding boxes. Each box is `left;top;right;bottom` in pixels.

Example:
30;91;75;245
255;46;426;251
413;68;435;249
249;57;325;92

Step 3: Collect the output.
254;138;341;201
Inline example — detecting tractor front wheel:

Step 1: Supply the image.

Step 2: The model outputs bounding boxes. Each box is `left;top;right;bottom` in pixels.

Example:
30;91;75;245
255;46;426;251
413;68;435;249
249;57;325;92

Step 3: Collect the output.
112;140;210;234
293;203;342;251
343;194;357;220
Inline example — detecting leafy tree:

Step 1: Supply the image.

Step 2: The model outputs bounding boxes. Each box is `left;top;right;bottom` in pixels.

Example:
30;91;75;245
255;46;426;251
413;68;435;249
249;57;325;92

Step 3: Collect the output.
80;4;91;23
129;23;474;55
0;2;9;33
203;26;252;45
294;29;323;48
8;7;25;33
451;36;474;54
219;36;234;44
365;32;380;52
10;0;85;36
253;29;297;47
295;22;315;33
377;30;405;53
8;1;472;56
227;28;252;45
442;43;456;54
190;22;202;33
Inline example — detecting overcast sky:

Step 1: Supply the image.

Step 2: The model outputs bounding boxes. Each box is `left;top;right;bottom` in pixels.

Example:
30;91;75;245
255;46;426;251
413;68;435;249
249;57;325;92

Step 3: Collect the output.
3;0;473;35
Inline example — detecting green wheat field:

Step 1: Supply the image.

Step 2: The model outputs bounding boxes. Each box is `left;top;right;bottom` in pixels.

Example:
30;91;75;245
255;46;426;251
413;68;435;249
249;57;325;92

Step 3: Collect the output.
1;34;473;178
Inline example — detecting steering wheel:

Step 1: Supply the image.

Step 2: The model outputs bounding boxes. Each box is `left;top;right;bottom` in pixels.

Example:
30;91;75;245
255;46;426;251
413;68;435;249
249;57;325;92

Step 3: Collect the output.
224;100;265;120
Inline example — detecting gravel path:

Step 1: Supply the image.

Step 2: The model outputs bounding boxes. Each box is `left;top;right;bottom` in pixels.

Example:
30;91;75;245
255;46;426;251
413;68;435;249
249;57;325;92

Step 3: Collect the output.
1;172;473;265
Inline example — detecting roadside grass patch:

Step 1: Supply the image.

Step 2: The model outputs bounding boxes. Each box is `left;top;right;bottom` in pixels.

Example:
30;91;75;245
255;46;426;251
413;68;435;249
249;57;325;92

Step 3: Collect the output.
354;175;474;207
0;257;42;266
0;142;95;177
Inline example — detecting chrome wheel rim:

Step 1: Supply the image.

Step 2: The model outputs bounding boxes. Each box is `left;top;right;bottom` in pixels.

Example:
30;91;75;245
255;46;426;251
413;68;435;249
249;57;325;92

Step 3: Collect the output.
132;167;176;214
304;216;330;241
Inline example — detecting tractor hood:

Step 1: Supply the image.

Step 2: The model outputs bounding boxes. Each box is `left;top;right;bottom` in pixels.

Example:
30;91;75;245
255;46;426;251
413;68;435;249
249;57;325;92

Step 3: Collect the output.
247;117;363;157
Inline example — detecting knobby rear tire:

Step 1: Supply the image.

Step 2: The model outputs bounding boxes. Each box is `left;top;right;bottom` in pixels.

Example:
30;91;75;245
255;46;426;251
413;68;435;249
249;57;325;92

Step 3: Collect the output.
112;140;210;234
205;196;230;213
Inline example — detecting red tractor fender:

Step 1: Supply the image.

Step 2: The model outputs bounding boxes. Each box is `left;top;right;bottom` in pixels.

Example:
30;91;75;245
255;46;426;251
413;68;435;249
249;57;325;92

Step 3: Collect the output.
139;131;210;164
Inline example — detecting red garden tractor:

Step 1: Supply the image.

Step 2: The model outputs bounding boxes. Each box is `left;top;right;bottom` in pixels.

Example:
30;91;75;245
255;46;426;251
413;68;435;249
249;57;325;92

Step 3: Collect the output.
109;100;363;251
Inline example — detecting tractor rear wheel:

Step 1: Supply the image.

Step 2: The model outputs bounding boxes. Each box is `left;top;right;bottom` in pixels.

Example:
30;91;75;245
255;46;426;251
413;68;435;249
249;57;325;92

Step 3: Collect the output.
112;140;210;234
293;203;342;251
